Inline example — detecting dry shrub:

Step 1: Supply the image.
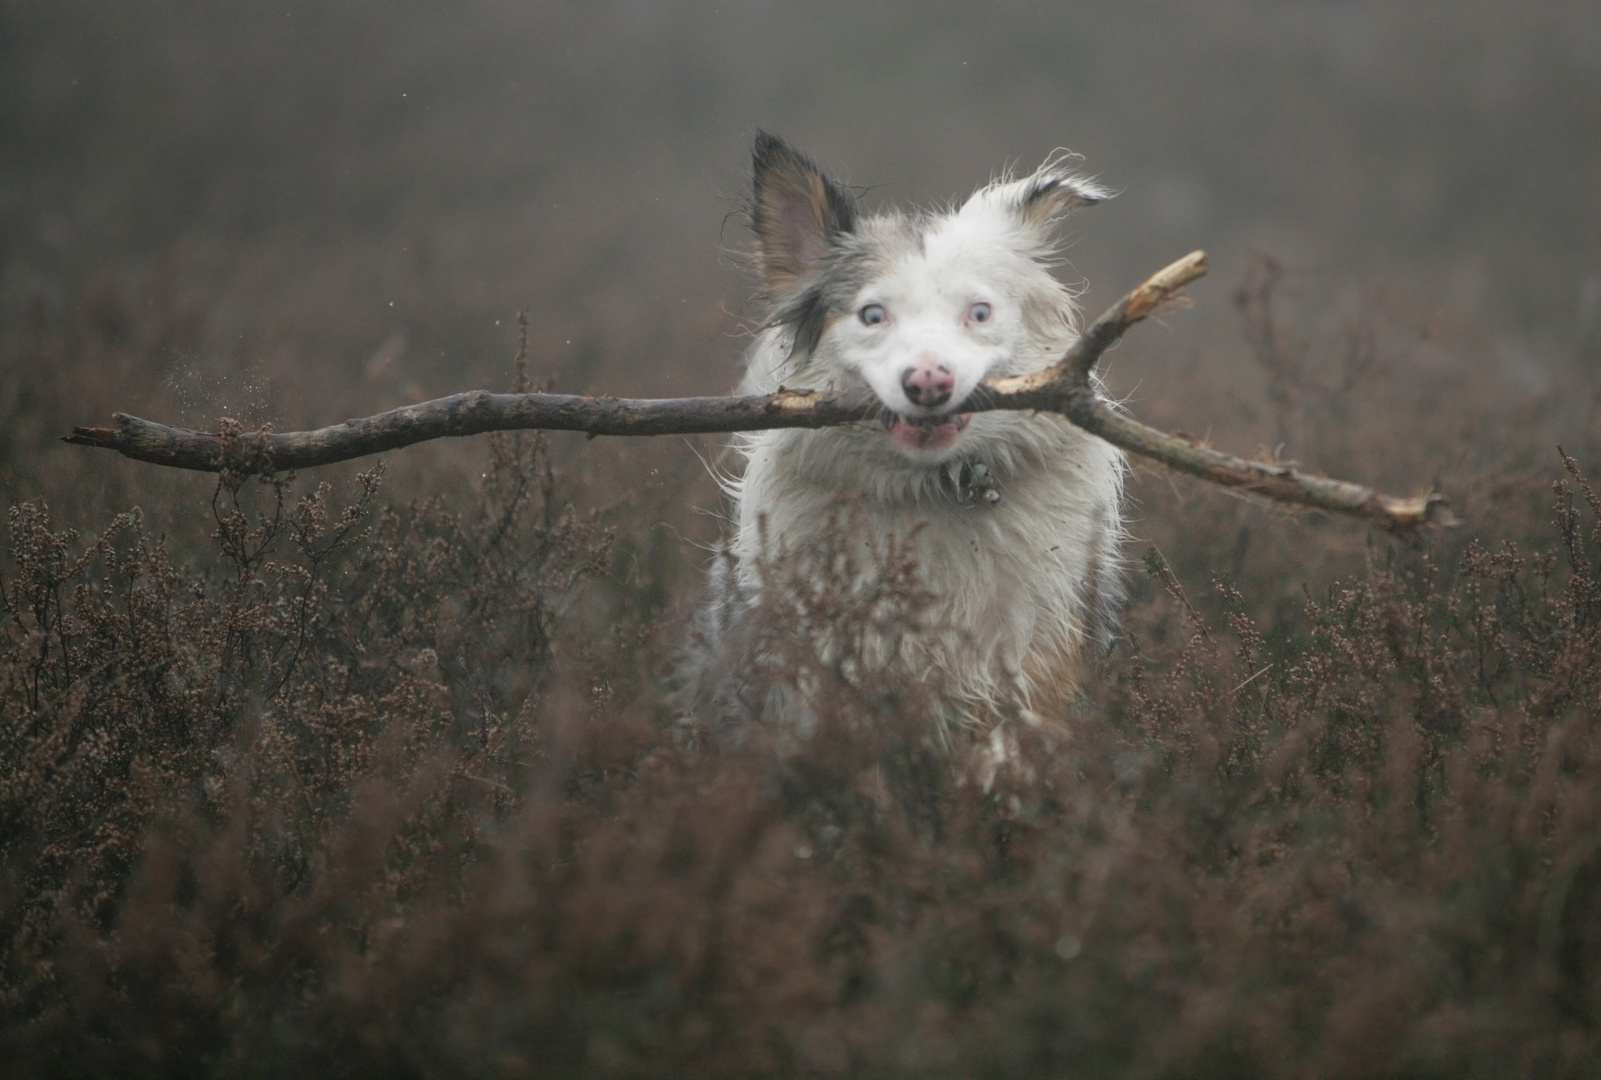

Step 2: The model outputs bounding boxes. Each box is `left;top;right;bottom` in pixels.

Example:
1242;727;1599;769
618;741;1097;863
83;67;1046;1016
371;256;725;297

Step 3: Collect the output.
1;426;617;1076
3;423;1599;1077
1;250;1595;1079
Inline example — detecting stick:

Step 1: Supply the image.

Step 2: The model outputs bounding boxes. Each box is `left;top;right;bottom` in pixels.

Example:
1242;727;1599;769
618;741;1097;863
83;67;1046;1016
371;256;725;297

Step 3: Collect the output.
63;251;1455;537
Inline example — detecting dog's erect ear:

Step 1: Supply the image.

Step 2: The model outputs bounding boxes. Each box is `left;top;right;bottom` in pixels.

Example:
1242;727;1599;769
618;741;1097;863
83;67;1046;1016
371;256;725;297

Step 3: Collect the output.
962;150;1111;243
1015;153;1111;226
751;131;857;297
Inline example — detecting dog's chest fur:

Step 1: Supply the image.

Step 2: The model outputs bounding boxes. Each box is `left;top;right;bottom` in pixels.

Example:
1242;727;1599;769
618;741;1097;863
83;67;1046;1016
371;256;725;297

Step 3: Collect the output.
730;407;1123;715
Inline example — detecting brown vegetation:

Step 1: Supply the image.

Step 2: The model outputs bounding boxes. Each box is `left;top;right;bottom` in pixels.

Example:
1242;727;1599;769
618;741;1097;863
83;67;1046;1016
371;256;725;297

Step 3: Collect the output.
4;286;1600;1073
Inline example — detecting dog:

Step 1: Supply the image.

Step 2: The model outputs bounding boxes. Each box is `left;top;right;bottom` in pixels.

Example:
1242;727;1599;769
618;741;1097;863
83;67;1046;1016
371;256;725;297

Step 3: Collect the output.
682;132;1124;751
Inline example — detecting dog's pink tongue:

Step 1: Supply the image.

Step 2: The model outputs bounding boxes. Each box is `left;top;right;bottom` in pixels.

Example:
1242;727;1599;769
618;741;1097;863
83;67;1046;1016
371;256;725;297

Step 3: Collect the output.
889;415;967;451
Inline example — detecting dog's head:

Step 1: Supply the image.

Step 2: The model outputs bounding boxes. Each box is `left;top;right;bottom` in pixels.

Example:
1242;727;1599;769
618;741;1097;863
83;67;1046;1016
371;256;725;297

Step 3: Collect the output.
750;131;1109;461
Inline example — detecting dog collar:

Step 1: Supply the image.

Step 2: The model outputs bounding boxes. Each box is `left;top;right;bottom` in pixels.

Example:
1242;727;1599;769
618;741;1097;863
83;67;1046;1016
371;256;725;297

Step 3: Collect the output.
951;459;1002;507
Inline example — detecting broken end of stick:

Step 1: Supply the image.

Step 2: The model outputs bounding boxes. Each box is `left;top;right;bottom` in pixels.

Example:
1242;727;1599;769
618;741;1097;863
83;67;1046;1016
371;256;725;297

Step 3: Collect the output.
64;413;141;448
1125;250;1208;322
64;426;119;448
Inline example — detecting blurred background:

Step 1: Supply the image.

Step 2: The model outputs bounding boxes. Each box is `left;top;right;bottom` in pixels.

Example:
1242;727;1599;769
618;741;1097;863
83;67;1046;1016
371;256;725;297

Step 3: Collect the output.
2;0;1599;607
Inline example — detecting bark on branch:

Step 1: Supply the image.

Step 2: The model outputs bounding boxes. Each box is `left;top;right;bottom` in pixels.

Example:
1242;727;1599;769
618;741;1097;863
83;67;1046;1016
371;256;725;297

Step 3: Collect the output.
64;250;1455;537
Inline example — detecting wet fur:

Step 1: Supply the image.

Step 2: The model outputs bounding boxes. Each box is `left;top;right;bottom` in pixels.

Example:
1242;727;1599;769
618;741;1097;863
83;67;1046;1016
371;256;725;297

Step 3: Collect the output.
684;133;1125;738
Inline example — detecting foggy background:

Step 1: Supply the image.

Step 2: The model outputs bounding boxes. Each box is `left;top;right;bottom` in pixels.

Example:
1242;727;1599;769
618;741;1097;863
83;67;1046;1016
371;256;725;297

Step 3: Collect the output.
2;0;1599;579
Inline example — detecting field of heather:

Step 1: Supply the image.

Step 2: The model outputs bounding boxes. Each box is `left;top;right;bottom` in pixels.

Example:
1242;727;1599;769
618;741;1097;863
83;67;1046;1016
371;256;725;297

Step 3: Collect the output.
3;3;1599;1075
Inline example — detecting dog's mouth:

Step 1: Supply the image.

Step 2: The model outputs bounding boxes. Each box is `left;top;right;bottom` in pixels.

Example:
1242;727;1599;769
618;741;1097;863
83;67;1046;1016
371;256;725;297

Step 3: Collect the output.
882;412;971;451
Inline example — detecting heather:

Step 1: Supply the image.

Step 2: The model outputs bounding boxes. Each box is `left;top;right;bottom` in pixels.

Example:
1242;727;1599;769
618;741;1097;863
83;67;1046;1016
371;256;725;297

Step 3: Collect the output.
4;352;1599;1074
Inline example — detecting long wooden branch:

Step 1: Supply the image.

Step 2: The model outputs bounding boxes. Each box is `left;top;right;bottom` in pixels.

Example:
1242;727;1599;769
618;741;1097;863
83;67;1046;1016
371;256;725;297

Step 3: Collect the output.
64;250;1455;537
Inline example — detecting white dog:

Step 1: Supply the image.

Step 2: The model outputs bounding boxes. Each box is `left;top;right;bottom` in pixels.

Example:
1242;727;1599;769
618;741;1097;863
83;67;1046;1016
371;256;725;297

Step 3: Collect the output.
684;132;1124;742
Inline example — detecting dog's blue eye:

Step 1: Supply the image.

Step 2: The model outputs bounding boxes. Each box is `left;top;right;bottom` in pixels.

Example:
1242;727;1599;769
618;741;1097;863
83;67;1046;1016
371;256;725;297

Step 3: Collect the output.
968;302;993;324
859;304;886;326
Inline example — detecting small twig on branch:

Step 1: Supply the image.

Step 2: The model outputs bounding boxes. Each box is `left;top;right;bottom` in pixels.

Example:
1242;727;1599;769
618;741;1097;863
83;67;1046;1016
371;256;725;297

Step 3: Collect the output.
64;250;1456;537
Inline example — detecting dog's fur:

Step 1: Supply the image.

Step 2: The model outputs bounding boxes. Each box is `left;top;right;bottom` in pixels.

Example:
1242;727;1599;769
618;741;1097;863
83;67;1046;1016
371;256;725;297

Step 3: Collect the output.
683;133;1124;739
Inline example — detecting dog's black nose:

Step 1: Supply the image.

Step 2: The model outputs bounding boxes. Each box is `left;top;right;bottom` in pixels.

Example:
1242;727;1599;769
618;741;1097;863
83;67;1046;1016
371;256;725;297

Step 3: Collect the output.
901;364;954;408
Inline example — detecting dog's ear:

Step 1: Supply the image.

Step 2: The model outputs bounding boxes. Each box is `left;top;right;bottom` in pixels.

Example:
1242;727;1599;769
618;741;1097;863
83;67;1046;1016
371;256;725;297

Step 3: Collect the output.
962;150;1111;243
751;131;857;297
1013;152;1111;226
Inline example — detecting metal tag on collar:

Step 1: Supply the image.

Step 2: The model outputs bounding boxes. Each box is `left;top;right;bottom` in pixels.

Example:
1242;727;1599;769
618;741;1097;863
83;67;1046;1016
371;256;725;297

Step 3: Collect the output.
955;460;1002;507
